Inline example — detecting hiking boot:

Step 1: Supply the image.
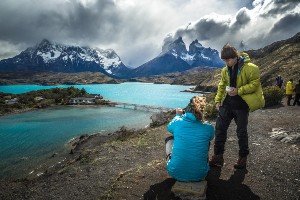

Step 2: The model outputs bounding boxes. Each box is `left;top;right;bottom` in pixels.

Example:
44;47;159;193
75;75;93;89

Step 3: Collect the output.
234;157;247;169
209;154;224;167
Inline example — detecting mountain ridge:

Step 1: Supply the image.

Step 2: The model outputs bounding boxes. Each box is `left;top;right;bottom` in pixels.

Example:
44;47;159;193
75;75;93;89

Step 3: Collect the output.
0;39;131;77
0;38;224;78
132;37;224;77
1;32;298;86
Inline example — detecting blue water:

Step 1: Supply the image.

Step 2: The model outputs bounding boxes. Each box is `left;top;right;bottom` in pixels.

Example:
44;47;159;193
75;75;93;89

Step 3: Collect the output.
0;82;196;108
0;82;197;179
0;106;153;179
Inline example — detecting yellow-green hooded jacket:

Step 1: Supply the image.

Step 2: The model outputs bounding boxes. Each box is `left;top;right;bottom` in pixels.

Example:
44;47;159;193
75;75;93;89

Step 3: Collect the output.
285;81;294;95
215;52;265;112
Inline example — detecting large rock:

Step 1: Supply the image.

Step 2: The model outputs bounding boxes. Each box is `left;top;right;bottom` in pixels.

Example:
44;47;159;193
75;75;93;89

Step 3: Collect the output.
150;112;169;127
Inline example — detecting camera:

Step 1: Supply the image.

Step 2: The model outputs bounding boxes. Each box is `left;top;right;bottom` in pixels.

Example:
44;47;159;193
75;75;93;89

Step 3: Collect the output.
226;86;234;92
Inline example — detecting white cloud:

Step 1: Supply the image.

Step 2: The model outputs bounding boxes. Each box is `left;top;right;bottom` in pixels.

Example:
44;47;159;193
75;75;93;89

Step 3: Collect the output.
0;0;299;67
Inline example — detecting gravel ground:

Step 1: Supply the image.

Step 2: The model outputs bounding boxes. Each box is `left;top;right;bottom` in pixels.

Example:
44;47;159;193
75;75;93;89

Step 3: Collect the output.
0;104;299;200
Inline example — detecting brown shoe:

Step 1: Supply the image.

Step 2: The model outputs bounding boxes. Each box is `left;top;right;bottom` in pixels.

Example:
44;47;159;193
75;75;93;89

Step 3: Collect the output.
234;157;247;169
209;154;224;167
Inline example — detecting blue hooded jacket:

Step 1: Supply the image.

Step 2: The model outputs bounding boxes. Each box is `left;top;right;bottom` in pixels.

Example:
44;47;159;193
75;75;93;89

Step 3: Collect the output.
167;112;214;182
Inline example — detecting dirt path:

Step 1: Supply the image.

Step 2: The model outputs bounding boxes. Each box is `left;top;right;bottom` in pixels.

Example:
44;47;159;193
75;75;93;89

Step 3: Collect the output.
0;105;299;200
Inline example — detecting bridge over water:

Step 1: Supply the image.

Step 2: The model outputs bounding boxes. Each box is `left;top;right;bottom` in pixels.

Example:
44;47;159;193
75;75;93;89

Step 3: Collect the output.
113;102;174;113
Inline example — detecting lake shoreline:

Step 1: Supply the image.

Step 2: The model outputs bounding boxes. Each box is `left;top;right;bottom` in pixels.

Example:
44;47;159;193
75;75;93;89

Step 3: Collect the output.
0;105;299;199
0;102;118;117
0;103;157;179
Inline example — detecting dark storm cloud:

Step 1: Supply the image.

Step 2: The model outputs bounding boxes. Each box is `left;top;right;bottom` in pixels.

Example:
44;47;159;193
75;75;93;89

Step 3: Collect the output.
270;13;300;34
261;0;300;17
193;19;230;40
167;7;251;46
172;17;230;42
0;0;121;45
273;0;300;4
231;8;251;32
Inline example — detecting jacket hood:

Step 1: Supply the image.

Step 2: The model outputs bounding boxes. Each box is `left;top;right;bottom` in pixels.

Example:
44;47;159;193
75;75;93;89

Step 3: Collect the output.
239;52;250;63
184;112;197;121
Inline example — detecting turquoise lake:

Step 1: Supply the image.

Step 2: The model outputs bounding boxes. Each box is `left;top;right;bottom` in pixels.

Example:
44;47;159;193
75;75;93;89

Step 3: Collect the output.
0;82;195;108
0;82;197;179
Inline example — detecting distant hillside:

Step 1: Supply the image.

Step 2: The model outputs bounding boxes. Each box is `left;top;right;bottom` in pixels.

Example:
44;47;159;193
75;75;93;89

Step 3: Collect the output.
0;72;122;85
130;67;216;86
194;32;300;91
247;32;300;86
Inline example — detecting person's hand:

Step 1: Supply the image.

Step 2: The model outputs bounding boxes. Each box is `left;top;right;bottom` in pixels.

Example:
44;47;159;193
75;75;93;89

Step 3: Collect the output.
228;87;238;96
215;102;221;110
176;108;184;115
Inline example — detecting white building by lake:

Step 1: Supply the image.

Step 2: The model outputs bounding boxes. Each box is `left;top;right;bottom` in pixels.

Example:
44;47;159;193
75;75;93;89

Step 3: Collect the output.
69;97;96;104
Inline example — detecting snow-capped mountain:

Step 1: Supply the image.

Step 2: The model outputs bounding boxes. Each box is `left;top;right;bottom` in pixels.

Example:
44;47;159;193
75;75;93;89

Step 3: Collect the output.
133;37;224;77
0;39;131;77
188;39;224;67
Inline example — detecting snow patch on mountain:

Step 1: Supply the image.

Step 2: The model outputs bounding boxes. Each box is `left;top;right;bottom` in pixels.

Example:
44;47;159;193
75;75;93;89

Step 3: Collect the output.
180;53;195;65
162;37;224;68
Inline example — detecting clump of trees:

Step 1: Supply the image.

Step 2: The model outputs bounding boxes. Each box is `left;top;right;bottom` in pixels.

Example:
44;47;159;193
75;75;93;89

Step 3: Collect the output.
0;87;108;115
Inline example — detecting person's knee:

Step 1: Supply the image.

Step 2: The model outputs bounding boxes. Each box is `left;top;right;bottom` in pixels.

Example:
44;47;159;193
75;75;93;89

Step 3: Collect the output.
165;136;174;144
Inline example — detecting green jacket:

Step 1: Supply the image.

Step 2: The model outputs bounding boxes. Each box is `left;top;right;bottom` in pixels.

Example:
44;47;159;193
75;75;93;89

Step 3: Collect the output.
215;52;265;112
285;81;294;95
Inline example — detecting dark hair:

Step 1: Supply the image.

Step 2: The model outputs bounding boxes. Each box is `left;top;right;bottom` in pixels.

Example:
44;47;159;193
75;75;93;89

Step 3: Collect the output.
185;96;206;122
221;43;239;59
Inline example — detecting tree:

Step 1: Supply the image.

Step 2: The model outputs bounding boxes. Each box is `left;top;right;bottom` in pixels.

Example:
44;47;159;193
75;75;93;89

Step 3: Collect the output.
80;88;87;97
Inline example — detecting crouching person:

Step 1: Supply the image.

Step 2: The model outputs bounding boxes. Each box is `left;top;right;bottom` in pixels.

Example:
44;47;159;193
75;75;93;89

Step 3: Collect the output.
165;96;214;182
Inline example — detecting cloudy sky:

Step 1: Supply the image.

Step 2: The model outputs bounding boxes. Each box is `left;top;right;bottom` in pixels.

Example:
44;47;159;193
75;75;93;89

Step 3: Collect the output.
0;0;299;67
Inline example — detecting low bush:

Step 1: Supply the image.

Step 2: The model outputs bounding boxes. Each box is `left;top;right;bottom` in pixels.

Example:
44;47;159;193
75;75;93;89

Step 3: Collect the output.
203;93;218;120
205;102;218;120
263;86;285;107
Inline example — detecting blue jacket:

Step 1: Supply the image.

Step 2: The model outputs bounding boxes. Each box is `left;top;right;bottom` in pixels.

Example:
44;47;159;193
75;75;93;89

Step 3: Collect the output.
167;113;214;182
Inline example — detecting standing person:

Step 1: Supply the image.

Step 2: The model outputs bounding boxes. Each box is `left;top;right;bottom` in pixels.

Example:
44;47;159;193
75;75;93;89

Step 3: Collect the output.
276;75;283;88
165;96;214;182
292;80;300;106
286;79;294;106
293;80;300;106
209;44;265;169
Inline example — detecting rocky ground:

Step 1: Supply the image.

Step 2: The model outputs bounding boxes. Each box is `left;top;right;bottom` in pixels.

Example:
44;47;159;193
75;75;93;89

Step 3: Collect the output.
0;103;299;200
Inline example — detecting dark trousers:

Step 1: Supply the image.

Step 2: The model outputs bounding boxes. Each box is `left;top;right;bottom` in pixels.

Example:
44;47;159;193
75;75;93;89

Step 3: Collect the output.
293;94;300;106
214;106;249;157
287;94;293;106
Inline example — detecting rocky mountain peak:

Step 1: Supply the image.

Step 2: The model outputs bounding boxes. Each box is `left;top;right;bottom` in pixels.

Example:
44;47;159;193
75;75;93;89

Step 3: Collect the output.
39;39;52;46
189;39;204;54
190;39;201;46
173;36;184;44
34;39;55;52
161;36;188;56
133;37;224;77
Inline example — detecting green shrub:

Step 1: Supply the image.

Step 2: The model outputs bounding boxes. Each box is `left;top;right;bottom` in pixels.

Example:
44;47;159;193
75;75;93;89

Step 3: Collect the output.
263;86;285;107
204;93;216;103
204;102;218;120
204;93;218;120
